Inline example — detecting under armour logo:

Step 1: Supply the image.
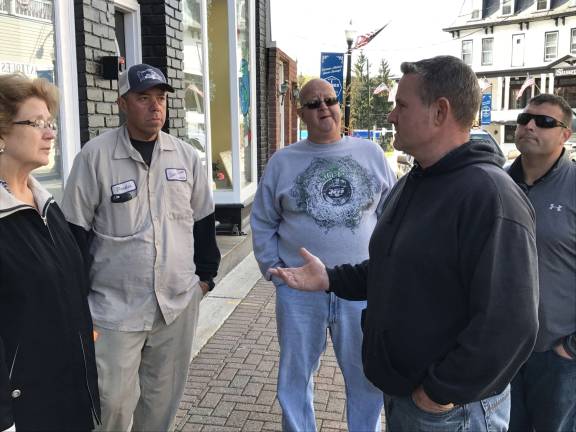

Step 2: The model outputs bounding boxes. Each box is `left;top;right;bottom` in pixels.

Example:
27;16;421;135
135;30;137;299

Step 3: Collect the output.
549;204;563;212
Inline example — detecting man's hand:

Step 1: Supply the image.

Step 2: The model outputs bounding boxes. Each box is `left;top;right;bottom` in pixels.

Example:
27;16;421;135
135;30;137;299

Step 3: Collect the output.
199;281;210;296
268;248;329;292
411;386;455;414
554;342;574;360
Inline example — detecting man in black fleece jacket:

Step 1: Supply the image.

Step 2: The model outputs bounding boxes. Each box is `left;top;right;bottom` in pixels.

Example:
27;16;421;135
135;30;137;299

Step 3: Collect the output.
270;55;539;432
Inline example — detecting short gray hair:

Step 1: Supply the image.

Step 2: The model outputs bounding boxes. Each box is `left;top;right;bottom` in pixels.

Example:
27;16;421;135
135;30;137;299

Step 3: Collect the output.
400;56;480;129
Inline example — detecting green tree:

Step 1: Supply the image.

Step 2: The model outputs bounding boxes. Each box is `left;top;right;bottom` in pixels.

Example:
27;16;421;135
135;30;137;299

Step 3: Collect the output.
297;73;315;96
350;56;394;147
350;51;370;131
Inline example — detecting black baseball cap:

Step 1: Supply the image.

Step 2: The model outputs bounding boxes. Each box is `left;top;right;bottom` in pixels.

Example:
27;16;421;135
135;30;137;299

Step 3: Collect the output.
118;64;175;96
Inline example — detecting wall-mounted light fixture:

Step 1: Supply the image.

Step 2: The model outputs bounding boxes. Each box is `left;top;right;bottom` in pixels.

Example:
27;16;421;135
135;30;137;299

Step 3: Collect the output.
278;80;289;104
279;80;289;94
292;84;300;102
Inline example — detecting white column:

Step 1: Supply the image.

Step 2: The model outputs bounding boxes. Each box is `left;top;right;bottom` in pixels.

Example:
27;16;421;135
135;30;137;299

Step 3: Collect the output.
540;73;547;95
504;76;511;110
548;73;555;93
496;76;504;110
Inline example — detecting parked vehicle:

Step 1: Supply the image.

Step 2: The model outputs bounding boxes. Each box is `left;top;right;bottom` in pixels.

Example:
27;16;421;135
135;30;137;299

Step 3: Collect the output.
395;129;503;178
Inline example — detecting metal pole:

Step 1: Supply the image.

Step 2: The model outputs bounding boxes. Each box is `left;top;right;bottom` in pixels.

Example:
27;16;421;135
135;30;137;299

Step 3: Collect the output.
344;39;353;135
367;57;370;140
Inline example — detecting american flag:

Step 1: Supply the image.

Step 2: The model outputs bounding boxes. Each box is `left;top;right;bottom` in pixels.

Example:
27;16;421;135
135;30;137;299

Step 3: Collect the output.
373;82;389;95
352;23;388;50
516;76;535;100
479;78;492;92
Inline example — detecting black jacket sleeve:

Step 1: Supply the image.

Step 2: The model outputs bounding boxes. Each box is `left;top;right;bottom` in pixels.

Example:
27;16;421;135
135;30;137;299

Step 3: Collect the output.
193;213;221;288
327;260;370;301
68;223;94;283
0;338;14;431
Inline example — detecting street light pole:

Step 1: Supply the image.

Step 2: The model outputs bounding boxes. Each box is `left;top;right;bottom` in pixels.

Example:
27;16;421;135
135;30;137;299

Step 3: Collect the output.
344;22;356;136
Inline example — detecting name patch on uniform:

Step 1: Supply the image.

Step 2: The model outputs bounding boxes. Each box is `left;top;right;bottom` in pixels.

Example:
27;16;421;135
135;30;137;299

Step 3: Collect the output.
165;168;187;181
111;180;137;203
111;180;137;195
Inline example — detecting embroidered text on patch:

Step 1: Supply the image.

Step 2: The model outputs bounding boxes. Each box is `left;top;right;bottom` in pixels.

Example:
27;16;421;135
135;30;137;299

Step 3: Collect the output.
166;168;187;181
111;180;137;195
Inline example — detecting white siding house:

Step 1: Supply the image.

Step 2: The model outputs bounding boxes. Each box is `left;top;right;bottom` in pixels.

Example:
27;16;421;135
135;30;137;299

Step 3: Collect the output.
444;0;576;154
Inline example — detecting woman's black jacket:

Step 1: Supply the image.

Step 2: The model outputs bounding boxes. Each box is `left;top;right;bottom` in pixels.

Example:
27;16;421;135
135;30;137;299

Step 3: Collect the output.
0;179;100;431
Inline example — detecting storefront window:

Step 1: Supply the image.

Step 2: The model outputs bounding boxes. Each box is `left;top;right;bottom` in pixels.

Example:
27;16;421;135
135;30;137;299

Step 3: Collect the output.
0;0;62;199
183;0;208;169
236;0;252;187
207;0;232;190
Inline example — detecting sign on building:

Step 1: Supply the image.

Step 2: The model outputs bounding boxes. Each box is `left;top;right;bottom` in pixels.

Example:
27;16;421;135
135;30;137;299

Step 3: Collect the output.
320;52;344;104
481;93;492;125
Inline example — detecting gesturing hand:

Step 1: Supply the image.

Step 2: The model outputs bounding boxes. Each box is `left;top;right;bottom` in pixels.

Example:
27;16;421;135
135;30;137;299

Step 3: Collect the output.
268;248;329;292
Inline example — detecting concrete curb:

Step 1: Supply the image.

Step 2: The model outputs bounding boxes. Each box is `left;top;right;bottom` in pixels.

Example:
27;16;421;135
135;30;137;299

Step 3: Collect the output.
191;253;262;359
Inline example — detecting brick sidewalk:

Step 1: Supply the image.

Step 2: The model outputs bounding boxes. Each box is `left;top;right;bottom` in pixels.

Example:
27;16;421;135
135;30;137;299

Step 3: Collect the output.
174;278;385;432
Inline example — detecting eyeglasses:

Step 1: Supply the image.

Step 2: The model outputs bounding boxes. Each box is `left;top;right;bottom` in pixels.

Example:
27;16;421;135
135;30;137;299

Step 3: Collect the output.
301;97;339;110
516;113;567;129
12;119;58;132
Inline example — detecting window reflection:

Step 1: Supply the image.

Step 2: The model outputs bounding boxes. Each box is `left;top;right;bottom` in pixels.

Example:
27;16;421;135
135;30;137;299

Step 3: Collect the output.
0;0;62;201
236;0;252;187
183;0;208;169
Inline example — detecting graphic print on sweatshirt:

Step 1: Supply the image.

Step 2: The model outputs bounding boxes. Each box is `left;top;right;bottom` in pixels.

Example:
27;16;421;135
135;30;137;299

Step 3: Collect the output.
290;155;379;232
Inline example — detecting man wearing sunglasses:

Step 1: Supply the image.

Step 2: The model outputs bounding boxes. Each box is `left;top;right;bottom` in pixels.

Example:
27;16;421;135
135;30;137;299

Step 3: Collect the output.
251;78;396;431
268;56;539;432
508;94;576;432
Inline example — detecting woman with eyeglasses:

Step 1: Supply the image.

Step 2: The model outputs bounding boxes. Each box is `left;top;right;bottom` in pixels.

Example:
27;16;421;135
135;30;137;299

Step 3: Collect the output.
0;73;100;431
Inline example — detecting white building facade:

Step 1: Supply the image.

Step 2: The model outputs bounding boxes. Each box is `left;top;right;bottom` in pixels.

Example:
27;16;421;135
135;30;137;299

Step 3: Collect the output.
445;0;576;154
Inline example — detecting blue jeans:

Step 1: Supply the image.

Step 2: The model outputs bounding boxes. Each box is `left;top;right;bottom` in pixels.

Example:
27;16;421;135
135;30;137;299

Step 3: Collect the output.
510;349;576;432
384;385;510;432
275;284;383;432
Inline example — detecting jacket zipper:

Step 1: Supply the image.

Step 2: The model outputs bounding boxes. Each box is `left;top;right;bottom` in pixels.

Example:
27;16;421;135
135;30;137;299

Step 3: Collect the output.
78;332;101;425
8;344;19;380
40;199;55;245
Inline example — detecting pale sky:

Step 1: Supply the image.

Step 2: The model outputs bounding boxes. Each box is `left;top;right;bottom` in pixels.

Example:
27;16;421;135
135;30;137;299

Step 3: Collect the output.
270;0;467;77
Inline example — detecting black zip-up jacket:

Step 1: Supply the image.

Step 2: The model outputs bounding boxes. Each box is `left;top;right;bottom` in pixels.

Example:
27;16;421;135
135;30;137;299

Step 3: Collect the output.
0;178;100;431
328;139;539;405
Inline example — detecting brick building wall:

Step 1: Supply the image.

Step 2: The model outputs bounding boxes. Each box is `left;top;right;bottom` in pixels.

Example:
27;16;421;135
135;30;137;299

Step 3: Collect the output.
75;0;187;145
139;0;186;138
74;0;268;154
255;0;269;180
266;47;298;163
74;0;119;144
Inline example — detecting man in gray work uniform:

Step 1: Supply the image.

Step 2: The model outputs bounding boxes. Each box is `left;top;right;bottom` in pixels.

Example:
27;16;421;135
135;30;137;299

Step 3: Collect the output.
62;64;220;431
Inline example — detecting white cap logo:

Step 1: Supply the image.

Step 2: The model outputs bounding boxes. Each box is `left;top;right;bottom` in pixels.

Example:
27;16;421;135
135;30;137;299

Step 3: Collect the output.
137;69;164;82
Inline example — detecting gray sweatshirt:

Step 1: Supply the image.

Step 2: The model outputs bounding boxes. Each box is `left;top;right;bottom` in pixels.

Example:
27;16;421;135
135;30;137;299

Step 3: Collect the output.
251;137;397;280
509;151;576;352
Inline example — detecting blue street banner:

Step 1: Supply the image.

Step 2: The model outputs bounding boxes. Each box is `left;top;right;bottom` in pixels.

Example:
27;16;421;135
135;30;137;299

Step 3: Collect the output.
320;52;344;104
481;93;492;125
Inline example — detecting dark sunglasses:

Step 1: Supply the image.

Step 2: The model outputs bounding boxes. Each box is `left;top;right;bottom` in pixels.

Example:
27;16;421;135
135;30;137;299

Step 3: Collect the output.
517;113;567;129
301;97;339;110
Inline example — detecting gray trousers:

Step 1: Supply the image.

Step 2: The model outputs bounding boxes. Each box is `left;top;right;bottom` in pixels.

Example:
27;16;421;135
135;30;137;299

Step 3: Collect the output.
94;285;202;432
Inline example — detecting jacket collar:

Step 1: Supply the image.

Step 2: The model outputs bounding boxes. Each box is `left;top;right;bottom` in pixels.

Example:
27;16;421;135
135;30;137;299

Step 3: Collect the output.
509;147;569;187
113;124;175;160
0;175;53;219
